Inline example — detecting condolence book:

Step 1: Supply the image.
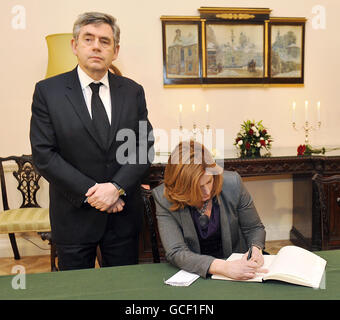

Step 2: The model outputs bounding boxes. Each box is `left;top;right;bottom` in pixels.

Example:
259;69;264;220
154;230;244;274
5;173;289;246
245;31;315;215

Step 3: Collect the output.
212;245;327;288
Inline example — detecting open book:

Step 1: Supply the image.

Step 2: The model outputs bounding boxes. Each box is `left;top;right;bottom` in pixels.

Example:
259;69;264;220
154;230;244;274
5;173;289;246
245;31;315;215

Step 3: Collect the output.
212;245;327;288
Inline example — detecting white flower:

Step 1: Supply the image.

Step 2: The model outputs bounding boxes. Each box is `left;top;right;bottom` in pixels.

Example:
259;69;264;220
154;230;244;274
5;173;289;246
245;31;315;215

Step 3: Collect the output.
257;142;261;147
238;140;243;146
255;132;260;137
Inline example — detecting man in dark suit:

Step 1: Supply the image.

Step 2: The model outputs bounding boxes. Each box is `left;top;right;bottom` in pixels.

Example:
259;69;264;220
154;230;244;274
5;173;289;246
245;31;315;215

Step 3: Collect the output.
30;12;154;271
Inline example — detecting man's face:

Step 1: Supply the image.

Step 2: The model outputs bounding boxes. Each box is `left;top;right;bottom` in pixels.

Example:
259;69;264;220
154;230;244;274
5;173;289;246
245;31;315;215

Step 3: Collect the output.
71;23;119;78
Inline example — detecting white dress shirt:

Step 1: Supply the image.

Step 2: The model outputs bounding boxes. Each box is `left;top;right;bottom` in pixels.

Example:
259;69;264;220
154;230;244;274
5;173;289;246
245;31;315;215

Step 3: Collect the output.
77;65;112;124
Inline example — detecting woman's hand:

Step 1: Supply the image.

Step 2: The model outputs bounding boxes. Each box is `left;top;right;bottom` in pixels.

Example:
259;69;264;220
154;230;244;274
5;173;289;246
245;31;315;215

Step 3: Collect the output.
225;254;265;280
209;250;267;280
246;246;264;268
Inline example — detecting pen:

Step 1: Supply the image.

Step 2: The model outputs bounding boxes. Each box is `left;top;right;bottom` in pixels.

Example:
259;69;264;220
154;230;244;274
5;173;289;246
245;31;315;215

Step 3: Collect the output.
247;246;253;260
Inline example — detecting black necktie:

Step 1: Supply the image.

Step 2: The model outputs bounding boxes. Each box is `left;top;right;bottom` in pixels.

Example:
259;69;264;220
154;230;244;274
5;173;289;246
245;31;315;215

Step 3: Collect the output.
89;82;110;148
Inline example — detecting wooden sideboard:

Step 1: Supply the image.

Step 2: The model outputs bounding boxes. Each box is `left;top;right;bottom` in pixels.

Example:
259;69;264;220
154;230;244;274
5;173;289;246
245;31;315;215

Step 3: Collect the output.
138;151;340;262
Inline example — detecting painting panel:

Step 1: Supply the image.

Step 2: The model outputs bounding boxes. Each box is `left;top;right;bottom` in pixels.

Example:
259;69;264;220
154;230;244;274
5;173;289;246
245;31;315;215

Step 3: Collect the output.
206;23;264;78
270;25;303;78
164;24;200;79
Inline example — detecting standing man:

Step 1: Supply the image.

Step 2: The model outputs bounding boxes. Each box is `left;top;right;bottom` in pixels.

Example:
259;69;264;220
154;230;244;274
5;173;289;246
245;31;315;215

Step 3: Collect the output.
30;12;154;271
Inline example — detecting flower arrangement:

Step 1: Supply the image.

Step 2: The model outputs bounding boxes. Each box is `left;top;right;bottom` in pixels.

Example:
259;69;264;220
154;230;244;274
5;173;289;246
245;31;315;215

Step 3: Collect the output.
234;120;272;158
297;144;340;156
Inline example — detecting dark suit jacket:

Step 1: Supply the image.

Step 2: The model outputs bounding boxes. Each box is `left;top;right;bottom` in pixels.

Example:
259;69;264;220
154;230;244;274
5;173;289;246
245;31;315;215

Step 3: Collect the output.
30;67;154;245
152;171;266;278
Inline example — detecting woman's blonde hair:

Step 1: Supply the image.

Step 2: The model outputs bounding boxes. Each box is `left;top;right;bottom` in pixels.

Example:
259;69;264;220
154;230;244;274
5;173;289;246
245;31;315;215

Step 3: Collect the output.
164;140;223;211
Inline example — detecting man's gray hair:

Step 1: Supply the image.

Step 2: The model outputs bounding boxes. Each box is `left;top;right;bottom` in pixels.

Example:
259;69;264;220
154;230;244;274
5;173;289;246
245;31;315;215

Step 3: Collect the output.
73;12;120;49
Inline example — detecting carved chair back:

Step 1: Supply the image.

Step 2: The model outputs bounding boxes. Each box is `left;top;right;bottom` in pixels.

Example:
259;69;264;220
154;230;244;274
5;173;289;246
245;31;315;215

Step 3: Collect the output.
0;155;42;210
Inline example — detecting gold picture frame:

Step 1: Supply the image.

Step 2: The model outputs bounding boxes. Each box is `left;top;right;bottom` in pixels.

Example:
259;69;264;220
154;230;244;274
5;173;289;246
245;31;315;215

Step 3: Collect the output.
161;17;203;86
161;7;306;87
268;18;306;84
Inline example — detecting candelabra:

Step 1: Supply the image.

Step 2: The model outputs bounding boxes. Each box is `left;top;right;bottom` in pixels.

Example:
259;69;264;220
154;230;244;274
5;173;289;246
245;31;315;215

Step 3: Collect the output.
292;120;321;144
292;101;321;144
176;124;211;142
177;103;211;141
192;123;200;141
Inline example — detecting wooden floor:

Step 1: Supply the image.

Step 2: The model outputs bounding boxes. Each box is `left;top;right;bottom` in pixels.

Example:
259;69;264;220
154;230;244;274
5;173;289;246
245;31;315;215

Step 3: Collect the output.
0;240;292;276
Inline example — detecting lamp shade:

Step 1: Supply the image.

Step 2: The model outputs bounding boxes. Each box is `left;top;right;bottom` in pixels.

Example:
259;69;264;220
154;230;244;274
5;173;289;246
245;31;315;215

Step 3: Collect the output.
45;33;77;79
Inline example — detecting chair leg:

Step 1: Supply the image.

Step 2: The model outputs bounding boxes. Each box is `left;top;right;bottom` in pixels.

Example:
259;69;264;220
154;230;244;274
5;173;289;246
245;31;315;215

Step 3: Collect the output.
8;233;20;260
50;242;58;272
142;195;160;263
96;245;102;267
38;232;58;272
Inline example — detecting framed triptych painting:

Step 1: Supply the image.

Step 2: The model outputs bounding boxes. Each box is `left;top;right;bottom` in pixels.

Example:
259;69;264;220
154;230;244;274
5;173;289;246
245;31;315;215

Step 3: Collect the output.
161;7;306;87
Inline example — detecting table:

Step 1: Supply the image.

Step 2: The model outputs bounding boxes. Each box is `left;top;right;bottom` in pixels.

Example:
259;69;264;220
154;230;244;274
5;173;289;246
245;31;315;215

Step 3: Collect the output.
1;250;339;300
149;147;340;183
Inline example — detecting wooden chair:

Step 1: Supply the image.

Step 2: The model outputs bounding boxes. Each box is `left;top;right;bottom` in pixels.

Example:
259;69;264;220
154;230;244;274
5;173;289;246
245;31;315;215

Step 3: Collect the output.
313;173;340;250
141;187;160;263
0;155;57;271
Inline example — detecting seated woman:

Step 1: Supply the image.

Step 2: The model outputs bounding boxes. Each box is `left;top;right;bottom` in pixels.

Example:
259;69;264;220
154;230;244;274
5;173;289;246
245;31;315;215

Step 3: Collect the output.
152;140;267;280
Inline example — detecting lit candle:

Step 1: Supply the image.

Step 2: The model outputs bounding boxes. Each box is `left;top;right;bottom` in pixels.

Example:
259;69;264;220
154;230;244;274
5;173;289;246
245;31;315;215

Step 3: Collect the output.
192;104;196;125
206;104;210;128
292;101;296;123
179;104;183;128
304;100;309;122
317;101;321;122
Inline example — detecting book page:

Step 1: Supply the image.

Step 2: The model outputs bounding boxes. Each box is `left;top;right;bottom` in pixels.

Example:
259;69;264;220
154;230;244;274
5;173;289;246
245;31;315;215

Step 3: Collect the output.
211;253;276;282
263;246;327;288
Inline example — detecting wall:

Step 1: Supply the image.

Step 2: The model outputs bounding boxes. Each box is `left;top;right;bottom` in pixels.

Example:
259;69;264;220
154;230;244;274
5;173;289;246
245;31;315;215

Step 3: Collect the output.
0;0;338;254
